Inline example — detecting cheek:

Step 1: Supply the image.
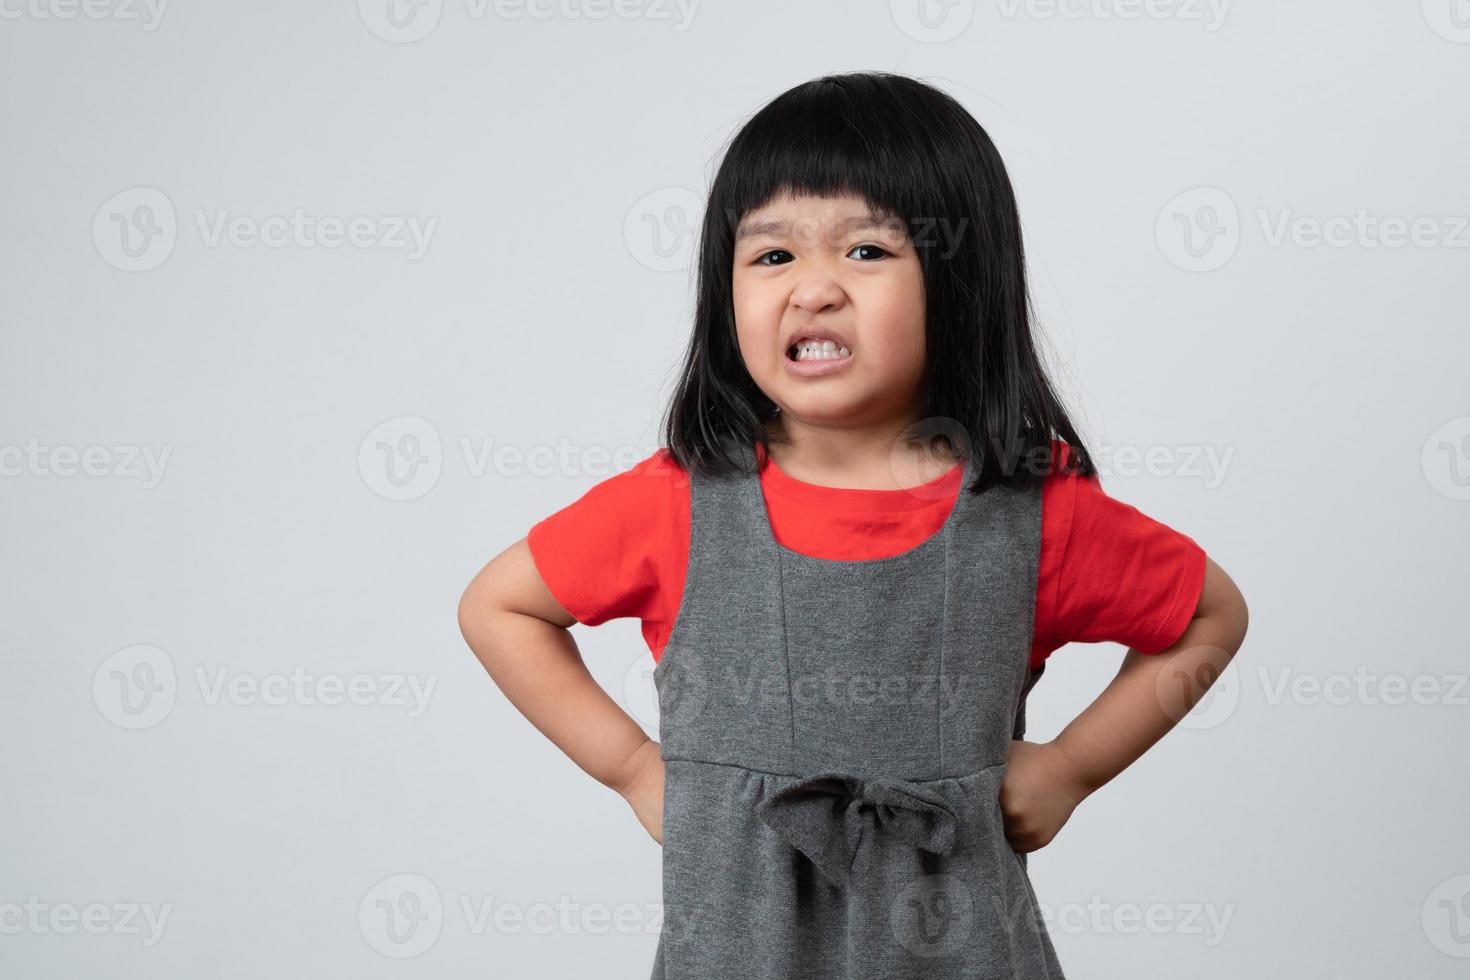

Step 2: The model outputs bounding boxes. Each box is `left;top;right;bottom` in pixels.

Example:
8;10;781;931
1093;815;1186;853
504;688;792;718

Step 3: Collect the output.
868;275;927;364
731;276;782;366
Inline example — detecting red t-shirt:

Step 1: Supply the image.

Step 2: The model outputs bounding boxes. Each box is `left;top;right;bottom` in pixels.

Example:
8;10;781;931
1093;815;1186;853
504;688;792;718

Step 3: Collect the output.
527;440;1207;670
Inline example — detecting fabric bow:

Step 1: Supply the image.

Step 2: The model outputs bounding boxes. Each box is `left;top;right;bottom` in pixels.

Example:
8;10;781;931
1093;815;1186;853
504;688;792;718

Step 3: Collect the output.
753;771;959;888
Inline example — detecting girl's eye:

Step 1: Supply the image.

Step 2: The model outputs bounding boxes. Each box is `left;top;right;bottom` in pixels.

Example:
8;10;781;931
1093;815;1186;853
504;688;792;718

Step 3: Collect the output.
754;245;889;266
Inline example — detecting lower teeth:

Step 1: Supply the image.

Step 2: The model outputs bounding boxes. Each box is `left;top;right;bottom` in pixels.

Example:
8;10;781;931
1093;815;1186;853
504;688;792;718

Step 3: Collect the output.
791;348;850;361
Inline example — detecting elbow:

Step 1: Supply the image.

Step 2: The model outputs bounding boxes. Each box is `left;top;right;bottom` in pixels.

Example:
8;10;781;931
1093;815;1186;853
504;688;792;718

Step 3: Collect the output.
457;575;500;656
1195;555;1249;657
1219;577;1250;657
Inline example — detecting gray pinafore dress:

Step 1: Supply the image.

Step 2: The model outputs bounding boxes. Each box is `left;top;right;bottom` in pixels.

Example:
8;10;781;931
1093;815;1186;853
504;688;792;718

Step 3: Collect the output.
650;443;1064;979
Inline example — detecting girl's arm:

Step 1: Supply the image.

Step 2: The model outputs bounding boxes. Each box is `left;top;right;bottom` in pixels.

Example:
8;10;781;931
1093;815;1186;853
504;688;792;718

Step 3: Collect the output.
1002;554;1249;851
457;538;664;839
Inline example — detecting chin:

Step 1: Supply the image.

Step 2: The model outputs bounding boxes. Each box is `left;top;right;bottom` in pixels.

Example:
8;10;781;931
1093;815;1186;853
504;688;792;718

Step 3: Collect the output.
775;394;869;425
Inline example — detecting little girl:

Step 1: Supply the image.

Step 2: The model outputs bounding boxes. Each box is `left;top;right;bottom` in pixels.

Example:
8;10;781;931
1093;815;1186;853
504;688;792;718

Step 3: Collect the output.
459;71;1248;979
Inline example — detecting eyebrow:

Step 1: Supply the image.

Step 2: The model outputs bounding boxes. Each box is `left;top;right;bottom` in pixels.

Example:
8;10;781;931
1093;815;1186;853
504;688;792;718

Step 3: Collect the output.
734;213;906;242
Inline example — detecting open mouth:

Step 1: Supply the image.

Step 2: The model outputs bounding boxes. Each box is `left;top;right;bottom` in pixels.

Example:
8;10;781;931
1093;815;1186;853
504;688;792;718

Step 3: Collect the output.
786;337;853;362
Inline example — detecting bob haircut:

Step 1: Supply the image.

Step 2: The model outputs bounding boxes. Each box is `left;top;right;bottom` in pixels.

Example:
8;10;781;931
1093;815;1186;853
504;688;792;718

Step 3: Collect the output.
660;70;1095;494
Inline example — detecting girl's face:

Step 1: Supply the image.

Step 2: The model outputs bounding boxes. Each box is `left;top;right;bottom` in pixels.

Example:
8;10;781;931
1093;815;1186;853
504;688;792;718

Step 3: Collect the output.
731;191;926;430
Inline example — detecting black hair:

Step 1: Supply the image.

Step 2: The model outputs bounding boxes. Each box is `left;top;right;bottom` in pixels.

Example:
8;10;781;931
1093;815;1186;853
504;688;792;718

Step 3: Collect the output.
659;70;1095;492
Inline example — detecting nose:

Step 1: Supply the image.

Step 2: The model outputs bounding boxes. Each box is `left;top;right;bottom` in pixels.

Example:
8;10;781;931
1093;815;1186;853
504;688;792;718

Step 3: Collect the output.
789;262;847;316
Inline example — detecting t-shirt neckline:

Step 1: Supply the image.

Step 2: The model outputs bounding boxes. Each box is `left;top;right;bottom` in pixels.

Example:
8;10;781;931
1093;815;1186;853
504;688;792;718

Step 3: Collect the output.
754;441;966;514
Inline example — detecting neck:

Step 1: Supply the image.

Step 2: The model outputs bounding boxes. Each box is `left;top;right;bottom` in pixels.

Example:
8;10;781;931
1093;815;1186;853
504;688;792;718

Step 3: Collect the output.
761;413;962;491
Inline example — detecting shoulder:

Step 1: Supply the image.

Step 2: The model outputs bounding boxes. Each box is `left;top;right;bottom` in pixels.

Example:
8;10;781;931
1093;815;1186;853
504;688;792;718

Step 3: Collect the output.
1036;440;1207;653
526;447;690;626
1036;438;1088;526
532;447;688;522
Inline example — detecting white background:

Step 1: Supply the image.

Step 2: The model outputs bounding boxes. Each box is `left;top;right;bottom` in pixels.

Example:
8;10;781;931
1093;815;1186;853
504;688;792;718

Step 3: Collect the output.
2;1;1467;977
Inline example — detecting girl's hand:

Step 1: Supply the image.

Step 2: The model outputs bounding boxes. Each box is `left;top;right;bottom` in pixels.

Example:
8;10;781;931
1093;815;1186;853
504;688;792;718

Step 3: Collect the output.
617;739;666;844
999;739;1093;853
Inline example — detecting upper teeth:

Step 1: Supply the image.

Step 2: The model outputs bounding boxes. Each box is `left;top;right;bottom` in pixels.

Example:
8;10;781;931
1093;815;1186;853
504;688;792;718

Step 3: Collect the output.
793;339;851;360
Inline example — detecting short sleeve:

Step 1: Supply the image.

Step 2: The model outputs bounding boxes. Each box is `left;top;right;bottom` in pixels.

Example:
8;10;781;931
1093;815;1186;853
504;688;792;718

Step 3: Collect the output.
525;449;688;642
1042;467;1207;655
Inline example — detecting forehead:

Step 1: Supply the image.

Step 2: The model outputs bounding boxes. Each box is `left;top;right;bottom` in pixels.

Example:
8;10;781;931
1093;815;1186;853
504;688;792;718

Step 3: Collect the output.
735;192;906;242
